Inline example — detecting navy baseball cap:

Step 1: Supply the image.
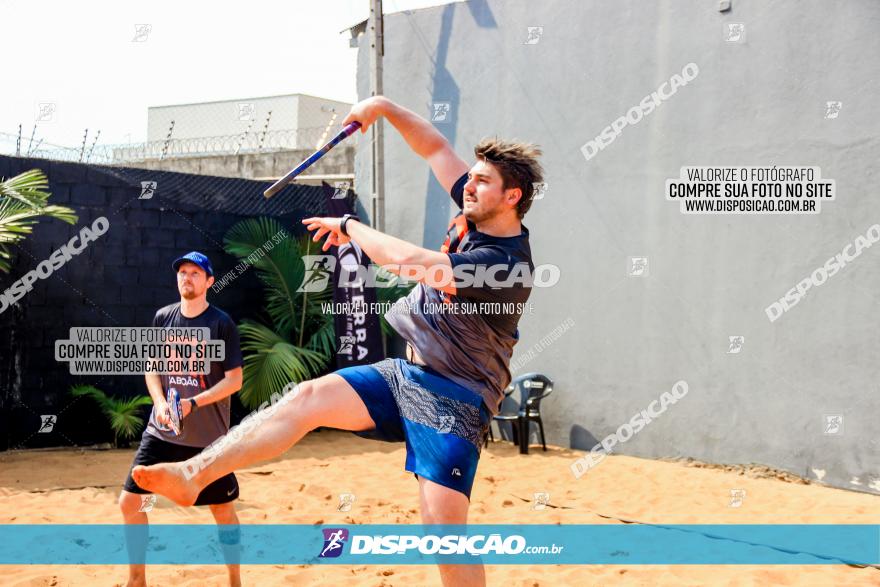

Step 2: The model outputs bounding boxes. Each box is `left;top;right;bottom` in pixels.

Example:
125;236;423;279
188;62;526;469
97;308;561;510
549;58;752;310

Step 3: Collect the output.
172;251;214;276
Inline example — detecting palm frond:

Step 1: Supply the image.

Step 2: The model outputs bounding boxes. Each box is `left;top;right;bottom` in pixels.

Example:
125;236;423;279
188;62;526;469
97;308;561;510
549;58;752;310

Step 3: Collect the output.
69;385;152;446
304;311;336;358
103;395;154;441
70;384;112;411
223;218;309;337
237;320;328;408
0;169;77;273
0;169;51;208
265;235;332;344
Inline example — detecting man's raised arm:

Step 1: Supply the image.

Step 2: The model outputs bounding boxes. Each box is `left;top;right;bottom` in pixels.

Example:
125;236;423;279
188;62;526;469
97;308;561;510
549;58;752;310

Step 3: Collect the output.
342;96;469;193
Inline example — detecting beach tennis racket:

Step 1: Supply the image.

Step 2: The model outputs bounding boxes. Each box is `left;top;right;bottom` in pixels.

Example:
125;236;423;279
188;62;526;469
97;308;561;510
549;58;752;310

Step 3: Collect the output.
263;121;361;199
165;388;183;436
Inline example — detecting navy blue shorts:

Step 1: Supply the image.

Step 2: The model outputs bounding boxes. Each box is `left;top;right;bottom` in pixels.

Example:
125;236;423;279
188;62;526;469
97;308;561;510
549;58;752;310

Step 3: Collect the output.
335;358;491;500
123;431;239;506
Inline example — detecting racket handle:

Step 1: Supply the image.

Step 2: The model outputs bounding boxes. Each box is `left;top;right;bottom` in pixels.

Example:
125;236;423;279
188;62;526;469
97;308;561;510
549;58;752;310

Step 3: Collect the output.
263;121;362;199
166;388;182;436
339;121;362;137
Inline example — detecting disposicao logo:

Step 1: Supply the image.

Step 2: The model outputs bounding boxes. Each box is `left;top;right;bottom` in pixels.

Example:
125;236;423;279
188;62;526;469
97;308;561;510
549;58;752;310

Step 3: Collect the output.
319;528;349;558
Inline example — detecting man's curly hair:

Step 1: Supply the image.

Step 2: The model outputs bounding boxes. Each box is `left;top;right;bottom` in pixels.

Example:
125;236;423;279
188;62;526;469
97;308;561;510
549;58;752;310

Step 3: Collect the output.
474;138;544;219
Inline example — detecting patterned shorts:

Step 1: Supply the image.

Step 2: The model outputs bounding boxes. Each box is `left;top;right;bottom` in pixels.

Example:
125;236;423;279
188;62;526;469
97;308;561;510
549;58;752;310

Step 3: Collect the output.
335;358;491;500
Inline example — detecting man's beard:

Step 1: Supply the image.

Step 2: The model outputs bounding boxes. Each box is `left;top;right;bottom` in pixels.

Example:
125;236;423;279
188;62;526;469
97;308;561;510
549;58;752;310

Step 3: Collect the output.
180;288;201;300
462;202;482;222
463;205;493;224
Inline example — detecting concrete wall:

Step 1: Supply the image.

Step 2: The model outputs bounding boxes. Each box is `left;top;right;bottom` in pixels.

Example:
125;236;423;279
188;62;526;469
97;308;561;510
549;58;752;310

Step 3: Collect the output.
123;146;354;182
148;95;299;142
355;0;880;493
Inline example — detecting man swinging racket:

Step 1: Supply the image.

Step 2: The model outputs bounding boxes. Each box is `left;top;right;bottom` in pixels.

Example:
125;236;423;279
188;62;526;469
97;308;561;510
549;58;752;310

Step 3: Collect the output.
134;96;544;587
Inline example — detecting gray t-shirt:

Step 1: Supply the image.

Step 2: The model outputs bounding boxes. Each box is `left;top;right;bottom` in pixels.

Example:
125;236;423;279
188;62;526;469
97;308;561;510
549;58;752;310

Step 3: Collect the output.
385;173;533;416
145;303;243;447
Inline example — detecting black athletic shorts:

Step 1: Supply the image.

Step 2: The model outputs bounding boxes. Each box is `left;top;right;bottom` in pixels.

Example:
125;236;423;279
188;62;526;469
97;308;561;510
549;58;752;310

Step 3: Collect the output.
123;431;239;505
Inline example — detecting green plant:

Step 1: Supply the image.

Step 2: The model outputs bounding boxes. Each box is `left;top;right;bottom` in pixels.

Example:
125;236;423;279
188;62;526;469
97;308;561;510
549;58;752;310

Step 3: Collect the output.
70;385;153;448
0;169;77;272
223;218;330;408
222;217;412;408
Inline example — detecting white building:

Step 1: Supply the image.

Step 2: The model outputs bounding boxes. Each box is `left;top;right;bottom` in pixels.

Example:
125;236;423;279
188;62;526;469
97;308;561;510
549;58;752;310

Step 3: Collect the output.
146;93;353;154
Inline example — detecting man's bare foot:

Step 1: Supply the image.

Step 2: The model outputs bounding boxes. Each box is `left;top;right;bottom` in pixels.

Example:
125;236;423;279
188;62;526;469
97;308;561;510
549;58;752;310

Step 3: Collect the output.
132;463;200;506
124;578;146;587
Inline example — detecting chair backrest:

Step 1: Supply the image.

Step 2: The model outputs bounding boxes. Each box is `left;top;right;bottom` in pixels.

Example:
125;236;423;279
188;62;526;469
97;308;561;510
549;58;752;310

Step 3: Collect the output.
507;373;553;414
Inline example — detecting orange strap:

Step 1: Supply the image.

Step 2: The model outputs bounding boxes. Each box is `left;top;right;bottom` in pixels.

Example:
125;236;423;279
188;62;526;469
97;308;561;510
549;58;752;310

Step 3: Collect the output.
439;214;469;302
440;214;469;254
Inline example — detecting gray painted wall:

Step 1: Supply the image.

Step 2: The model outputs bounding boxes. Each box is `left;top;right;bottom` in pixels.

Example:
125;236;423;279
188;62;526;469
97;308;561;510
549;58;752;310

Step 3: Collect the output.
354;0;880;494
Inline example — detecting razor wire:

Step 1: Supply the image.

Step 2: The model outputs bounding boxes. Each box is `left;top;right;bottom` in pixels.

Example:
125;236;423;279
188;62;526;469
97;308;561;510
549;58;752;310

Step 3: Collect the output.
0;126;337;165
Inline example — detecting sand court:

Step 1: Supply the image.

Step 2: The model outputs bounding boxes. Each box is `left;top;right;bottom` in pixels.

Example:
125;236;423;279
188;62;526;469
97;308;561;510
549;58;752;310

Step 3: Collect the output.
2;431;879;586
